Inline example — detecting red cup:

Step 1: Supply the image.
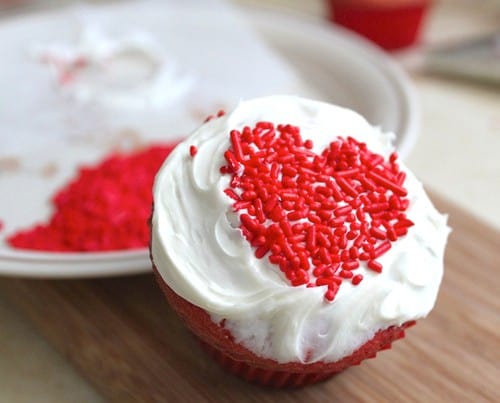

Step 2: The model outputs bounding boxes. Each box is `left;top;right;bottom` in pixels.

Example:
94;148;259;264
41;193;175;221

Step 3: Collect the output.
326;0;432;50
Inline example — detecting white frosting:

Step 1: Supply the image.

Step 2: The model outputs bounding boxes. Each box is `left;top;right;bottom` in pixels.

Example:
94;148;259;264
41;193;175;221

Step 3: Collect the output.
151;96;449;364
33;25;194;109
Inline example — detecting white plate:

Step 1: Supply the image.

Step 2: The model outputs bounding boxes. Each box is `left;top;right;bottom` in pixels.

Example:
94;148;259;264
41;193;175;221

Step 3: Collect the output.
252;8;418;156
0;5;418;278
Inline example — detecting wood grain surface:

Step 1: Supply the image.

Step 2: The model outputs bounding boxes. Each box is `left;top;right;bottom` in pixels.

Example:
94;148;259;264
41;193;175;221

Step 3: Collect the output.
0;193;499;403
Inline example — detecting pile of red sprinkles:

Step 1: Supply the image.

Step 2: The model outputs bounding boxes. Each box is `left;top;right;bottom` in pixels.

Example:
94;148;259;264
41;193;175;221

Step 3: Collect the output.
7;144;177;252
213;121;413;302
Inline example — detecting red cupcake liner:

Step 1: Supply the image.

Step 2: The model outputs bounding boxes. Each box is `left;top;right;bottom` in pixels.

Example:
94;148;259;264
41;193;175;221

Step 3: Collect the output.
198;339;336;387
153;265;416;387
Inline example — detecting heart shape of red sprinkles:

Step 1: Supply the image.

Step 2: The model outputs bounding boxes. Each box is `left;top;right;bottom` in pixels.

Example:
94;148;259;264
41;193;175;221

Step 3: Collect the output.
194;122;413;302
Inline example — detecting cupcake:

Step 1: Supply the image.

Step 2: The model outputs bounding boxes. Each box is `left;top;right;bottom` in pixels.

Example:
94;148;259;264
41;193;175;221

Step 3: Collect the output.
150;96;449;387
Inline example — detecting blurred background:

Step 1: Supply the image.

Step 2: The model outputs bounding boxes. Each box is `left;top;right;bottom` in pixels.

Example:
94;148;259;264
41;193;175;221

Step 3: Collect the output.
0;0;498;402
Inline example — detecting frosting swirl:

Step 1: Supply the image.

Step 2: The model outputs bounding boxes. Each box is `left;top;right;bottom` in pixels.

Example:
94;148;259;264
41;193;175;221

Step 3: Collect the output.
151;96;449;363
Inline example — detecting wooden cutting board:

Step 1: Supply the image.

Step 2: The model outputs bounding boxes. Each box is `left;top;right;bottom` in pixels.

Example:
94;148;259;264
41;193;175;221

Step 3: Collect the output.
0;193;499;402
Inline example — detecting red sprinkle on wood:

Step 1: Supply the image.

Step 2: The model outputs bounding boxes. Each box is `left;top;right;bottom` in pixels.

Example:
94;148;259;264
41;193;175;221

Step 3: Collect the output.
220;121;411;302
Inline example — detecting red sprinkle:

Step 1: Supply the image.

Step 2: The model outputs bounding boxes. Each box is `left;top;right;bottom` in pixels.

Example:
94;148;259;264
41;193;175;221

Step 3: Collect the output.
352;274;363;285
7;143;178;252
367;260;383;273
189;145;198;157
221;122;411;302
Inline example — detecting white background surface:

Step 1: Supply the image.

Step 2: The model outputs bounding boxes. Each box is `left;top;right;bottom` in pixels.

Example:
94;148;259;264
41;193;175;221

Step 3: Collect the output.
0;0;499;401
